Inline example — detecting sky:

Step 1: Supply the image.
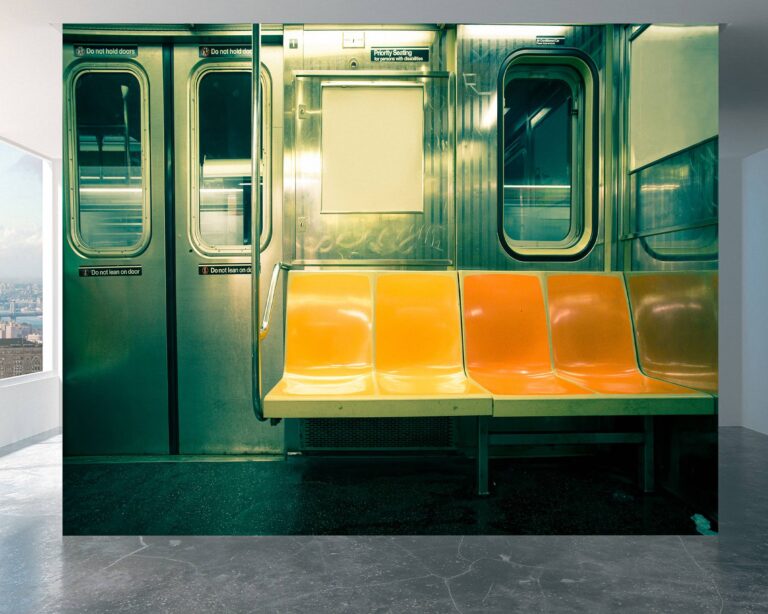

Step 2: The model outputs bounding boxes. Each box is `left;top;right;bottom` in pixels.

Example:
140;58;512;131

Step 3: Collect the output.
0;140;43;279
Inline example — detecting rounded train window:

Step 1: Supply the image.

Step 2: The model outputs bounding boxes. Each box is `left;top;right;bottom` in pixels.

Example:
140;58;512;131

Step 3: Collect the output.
192;67;271;255
498;51;598;261
71;69;150;255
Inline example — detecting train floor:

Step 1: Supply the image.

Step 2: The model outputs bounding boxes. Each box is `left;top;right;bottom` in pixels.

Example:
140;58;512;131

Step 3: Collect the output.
62;452;715;535
3;429;767;612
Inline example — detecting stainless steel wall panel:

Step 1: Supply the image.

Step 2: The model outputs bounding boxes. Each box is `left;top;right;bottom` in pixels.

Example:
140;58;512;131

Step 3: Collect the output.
456;25;606;271
285;27;453;267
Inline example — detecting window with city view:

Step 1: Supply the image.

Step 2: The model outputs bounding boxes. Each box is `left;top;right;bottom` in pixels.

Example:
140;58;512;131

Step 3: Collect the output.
0;139;45;379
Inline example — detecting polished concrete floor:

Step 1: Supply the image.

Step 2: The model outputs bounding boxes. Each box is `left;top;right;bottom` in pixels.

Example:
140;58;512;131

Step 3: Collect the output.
1;428;767;612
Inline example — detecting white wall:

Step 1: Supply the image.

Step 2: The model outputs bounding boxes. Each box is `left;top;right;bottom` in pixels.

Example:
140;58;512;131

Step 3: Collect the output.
0;375;60;449
718;156;743;426
742;148;768;435
0;17;62;160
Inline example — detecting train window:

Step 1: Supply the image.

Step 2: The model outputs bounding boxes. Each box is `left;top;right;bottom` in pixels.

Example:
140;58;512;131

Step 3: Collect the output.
72;70;149;254
498;54;596;260
193;68;271;255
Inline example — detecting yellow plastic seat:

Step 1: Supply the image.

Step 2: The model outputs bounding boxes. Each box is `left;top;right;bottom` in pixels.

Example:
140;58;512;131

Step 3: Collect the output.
462;274;593;416
546;274;712;414
265;271;491;418
627;272;718;394
373;273;491;414
264;272;376;417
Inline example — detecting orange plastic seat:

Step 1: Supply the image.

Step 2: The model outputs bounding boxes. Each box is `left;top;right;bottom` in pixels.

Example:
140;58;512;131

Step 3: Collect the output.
547;274;702;396
627;272;718;394
264;273;376;417
463;273;592;397
373;273;491;413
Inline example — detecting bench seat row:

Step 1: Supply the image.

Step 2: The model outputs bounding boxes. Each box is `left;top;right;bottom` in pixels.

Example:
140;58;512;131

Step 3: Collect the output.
264;271;717;419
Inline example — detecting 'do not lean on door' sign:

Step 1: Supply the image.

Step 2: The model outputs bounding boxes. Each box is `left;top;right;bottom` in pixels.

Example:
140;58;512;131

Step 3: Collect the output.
78;265;142;277
198;264;252;275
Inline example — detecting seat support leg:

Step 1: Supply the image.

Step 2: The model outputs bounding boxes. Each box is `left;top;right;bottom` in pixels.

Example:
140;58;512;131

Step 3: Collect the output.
476;416;489;496
641;416;655;493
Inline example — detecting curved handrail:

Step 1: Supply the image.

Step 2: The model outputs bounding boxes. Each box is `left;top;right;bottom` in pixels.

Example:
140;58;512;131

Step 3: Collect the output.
259;262;289;341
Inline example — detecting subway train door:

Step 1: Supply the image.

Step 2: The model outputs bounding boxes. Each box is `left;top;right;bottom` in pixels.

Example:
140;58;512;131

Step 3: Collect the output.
173;36;284;453
63;42;170;454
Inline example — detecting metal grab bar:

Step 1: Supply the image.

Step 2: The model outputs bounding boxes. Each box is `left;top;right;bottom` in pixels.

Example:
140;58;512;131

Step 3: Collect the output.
259;262;289;340
251;24;264;421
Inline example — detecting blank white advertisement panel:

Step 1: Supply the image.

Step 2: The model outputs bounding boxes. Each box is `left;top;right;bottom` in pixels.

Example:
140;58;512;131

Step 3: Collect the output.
629;25;718;170
321;84;425;214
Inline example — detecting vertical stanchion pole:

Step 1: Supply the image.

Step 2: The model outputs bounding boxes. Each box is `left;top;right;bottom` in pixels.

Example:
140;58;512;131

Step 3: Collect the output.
251;24;264;420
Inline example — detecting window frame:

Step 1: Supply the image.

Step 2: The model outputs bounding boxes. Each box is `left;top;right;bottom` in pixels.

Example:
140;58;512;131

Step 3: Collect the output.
0;137;54;383
66;63;152;258
189;62;272;257
497;48;599;262
638;230;719;263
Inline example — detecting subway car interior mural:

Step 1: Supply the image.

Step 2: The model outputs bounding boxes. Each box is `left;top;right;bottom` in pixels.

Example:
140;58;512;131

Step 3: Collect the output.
62;23;719;535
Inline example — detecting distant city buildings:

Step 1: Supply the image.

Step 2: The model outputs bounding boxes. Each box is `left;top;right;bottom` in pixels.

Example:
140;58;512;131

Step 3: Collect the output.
0;320;33;340
0;280;43;378
0;340;43;378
